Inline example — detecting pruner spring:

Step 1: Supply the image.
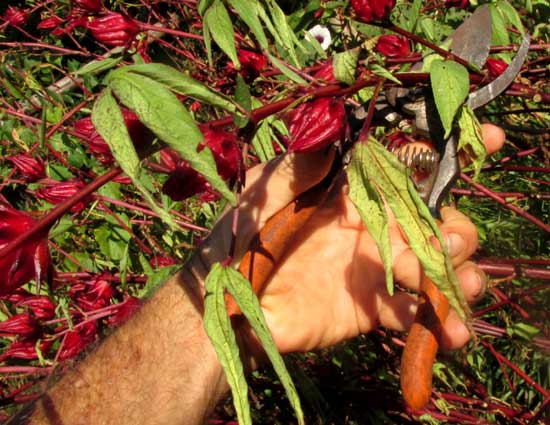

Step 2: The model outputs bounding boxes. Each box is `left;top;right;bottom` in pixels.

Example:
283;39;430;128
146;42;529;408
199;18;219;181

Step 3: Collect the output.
388;144;440;204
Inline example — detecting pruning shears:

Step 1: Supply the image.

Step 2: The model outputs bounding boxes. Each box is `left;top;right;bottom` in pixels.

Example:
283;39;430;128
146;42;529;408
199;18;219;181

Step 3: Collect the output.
226;3;530;411
350;5;530;410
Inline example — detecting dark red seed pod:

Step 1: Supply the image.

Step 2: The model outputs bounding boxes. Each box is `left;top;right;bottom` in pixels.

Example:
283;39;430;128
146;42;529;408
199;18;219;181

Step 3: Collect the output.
486;58;507;78
86;13;139;47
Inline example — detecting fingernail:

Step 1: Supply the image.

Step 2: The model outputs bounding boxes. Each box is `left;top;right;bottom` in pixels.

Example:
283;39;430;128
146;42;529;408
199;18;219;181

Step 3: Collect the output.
446;233;465;257
473;270;487;301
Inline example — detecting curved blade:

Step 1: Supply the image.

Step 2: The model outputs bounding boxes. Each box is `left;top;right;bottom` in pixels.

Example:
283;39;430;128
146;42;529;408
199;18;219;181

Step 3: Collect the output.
447;4;492;68
467;32;531;110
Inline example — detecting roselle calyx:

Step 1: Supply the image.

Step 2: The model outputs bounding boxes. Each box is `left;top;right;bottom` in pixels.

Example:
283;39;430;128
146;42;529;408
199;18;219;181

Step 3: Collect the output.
86;12;139;46
376;35;410;58
3;6;28;27
0;203;52;296
17;296;56;320
0;313;39;338
74;0;103;14
486;58;507;78
59;321;98;360
351;0;395;23
7;154;46;182
162;126;240;201
0;339;52;361
36;180;89;213
108;296;142;327
237;49;268;79
284;97;346;153
313;61;336;82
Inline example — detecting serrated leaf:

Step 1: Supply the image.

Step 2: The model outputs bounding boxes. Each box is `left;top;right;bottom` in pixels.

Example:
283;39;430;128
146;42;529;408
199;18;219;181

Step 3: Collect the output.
430;60;469;138
74;57;123;76
349;139;470;322
457;106;486;178
106;72;236;206
333;49;359;85
347;147;394;295
220;266;305;425
204;0;240;69
227;0;269;49
119;64;236;112
91;89;180;229
268;54;307;84
204;264;252;425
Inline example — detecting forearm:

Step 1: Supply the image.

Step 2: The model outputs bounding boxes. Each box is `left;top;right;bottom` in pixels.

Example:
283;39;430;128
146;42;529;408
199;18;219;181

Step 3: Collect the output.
14;267;230;425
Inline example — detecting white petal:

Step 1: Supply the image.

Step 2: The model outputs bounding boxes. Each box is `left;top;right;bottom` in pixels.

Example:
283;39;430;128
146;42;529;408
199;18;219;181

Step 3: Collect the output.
306;25;332;51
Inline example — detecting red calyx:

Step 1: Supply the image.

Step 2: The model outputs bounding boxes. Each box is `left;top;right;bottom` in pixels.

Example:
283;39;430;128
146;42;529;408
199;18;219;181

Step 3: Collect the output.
285;97;347;153
86;12;140;47
3;6;28;27
486;58;507;78
351;0;396;23
7;154;46;182
376;35;410;58
0;202;52;296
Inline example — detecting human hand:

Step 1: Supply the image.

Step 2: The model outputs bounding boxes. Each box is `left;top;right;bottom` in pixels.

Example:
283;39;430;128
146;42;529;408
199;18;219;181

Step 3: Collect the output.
192;124;505;355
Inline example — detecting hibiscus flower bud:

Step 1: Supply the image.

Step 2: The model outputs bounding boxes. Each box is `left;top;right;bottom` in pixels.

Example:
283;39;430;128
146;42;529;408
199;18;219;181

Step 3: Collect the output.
37;15;64;30
17;296;56;320
284;97;347;153
3;6;28;27
162;126;240;201
376;35;410;58
36;180;89;213
7;154;46;182
86;12;140;46
0;203;51;296
59;321;97;360
0;313;38;338
313;61;336;83
486;58;507;78
0;339;52;361
237;49;268;79
74;0;103;14
351;0;395;23
445;0;469;8
108;296;142;327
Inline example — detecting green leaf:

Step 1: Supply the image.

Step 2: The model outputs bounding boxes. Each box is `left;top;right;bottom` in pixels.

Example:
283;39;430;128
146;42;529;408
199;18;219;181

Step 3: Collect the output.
119;64;236;112
457;106;486;178
268;54;307;84
508;322;541;340
430;60;469;138
204;0;240;69
489;4;511;62
106;72;236;206
227;0;269;49
251;119;277;162
138;265;180;299
91;88;180;229
74;57;123;76
204;264;252;425
348;139;470;322
347;146;394;295
265;0;302;67
370;64;402;85
234;74;251;128
333;49;359;85
221;266;305;425
495;1;525;35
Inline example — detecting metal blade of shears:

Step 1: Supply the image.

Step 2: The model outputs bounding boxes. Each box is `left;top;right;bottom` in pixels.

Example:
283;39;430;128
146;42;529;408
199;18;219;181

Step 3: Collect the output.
426;32;531;216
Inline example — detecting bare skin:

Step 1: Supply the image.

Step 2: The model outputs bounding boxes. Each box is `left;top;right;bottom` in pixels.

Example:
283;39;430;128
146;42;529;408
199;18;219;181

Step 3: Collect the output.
15;124;505;425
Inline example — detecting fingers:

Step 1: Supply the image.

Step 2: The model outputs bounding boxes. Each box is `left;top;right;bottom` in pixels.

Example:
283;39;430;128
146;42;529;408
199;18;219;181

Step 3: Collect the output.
439;207;479;266
481;123;505;155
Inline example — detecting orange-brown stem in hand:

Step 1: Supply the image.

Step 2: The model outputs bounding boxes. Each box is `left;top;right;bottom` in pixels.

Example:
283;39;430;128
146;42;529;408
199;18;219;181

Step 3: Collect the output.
226;183;329;317
400;274;450;410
